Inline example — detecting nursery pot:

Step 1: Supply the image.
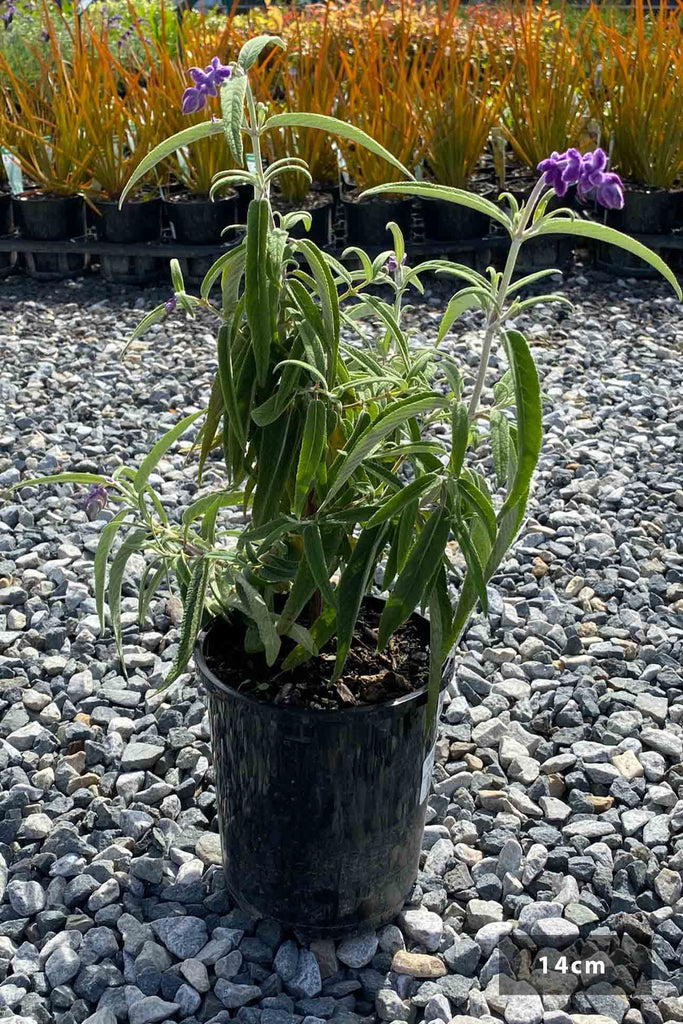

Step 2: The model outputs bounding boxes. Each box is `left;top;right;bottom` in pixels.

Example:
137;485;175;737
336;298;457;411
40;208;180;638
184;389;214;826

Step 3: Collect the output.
421;185;495;242
13;191;85;241
597;186;683;275
0;191;12;236
12;191;87;279
93;196;161;243
273;193;334;248
197;597;452;936
164;192;238;245
342;193;412;249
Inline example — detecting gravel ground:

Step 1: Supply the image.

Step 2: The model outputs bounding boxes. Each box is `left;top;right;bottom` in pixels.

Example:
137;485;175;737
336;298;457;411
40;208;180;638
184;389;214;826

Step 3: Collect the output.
0;267;682;1024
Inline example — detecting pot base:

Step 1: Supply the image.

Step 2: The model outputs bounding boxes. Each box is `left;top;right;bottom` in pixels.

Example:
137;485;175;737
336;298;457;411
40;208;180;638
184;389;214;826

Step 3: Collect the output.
100;254;164;285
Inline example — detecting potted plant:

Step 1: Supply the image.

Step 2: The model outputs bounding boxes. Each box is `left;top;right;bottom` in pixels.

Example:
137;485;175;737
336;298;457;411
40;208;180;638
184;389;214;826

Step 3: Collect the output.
0;139;15;277
254;16;343;248
0;37;93;278
336;18;434;248
20;36;680;936
587;1;683;272
483;0;590;270
419;22;507;250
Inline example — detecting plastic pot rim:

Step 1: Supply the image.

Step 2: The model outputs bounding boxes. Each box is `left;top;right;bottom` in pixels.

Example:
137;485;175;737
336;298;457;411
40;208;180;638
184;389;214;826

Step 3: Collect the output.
196;609;448;722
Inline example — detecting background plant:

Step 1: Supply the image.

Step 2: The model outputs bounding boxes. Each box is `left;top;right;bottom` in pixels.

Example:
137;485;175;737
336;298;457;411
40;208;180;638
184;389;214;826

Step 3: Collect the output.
587;1;683;189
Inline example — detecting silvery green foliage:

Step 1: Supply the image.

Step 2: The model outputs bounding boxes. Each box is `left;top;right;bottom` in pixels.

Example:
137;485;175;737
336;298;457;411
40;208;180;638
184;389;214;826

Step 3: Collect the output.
23;35;681;717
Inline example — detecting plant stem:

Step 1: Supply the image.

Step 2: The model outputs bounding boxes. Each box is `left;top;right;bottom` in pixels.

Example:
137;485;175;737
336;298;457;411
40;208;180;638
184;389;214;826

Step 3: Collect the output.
467;175;549;422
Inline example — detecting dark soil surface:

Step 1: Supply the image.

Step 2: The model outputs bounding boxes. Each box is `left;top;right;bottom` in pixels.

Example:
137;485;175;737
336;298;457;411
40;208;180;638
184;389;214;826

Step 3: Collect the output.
203;601;431;710
271;190;333;213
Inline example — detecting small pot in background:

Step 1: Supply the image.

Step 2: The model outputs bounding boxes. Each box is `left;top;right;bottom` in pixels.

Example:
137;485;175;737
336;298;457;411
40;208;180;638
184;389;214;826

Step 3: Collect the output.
271;192;334;249
597;185;683;276
92;194;163;285
342;192;412;249
0;191;16;277
12;190;88;280
421;182;495;243
163;191;238;287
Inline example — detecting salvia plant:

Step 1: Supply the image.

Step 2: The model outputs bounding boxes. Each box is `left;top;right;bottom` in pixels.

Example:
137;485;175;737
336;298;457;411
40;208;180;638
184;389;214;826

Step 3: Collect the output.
18;34;681;731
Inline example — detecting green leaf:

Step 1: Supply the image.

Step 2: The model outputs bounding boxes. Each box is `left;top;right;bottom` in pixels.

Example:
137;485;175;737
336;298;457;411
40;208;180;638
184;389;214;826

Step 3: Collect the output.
264;113;415;182
252;411;299;527
237;34;285;71
425;566;450;741
303;523;336;608
245;199;274;386
198;377;223;484
108;528;148;674
449;403;469;478
356;294;410;364
360;181;512;231
217;322;246;449
282;603;336;671
138;557;166;628
294;399;327;517
236;575;280;666
13;471;109;490
164;557;211;687
453;520;488;614
365;473;439;529
500;330;543;515
220;74;248;166
182;489;244;527
125;304;166;350
457;478;497;546
200;242;246;301
320;394;449;509
94;509;130;632
438;289;486;343
534;219;682;299
332;523;390;681
295;239;340;380
377;508;450;650
276;557;316;634
134;411;203;495
120;121;223;206
489;409;511;489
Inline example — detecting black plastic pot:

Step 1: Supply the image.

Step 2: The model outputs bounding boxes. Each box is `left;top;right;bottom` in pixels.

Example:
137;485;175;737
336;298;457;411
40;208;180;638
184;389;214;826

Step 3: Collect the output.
93;196;163;285
197;597;452;937
274;194;333;248
164;193;238;244
94;197;161;243
12;191;87;279
421;186;494;242
0;192;15;277
342;193;412;249
597;187;683;275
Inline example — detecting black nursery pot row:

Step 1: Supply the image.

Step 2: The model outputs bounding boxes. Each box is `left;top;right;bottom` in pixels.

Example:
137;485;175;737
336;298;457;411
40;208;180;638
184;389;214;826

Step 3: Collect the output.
3;183;682;283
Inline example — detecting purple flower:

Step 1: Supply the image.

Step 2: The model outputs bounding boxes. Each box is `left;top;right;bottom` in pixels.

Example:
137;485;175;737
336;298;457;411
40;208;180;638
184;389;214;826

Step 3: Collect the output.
164;296;177;314
537;151;570;197
83;484;108;521
595;172;624;210
182;57;231;115
386;252;406;274
539;147;625;211
577;147;608;201
2;4;16;27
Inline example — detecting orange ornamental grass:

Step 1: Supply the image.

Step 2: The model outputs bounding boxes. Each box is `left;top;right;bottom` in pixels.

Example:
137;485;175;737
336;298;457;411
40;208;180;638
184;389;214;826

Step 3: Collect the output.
0;5;95;195
336;6;441;189
483;0;591;171
587;0;683;189
420;18;509;188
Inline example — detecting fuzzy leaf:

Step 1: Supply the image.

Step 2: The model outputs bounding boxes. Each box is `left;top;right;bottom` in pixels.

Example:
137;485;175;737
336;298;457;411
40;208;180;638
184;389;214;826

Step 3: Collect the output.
220;74;248;166
120;121;223;206
295;399;327;517
94;509;129;632
164;557;211;687
360;181;512;230
245;199;274;385
237;34;285;71
135;411;203;495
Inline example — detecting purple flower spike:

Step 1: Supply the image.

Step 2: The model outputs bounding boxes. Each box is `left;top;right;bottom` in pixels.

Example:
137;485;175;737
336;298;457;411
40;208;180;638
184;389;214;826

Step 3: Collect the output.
596;172;625;210
181;57;231;115
2;3;16;28
83;484;108;522
560;148;582;187
577;147;608;201
164;296;177;314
